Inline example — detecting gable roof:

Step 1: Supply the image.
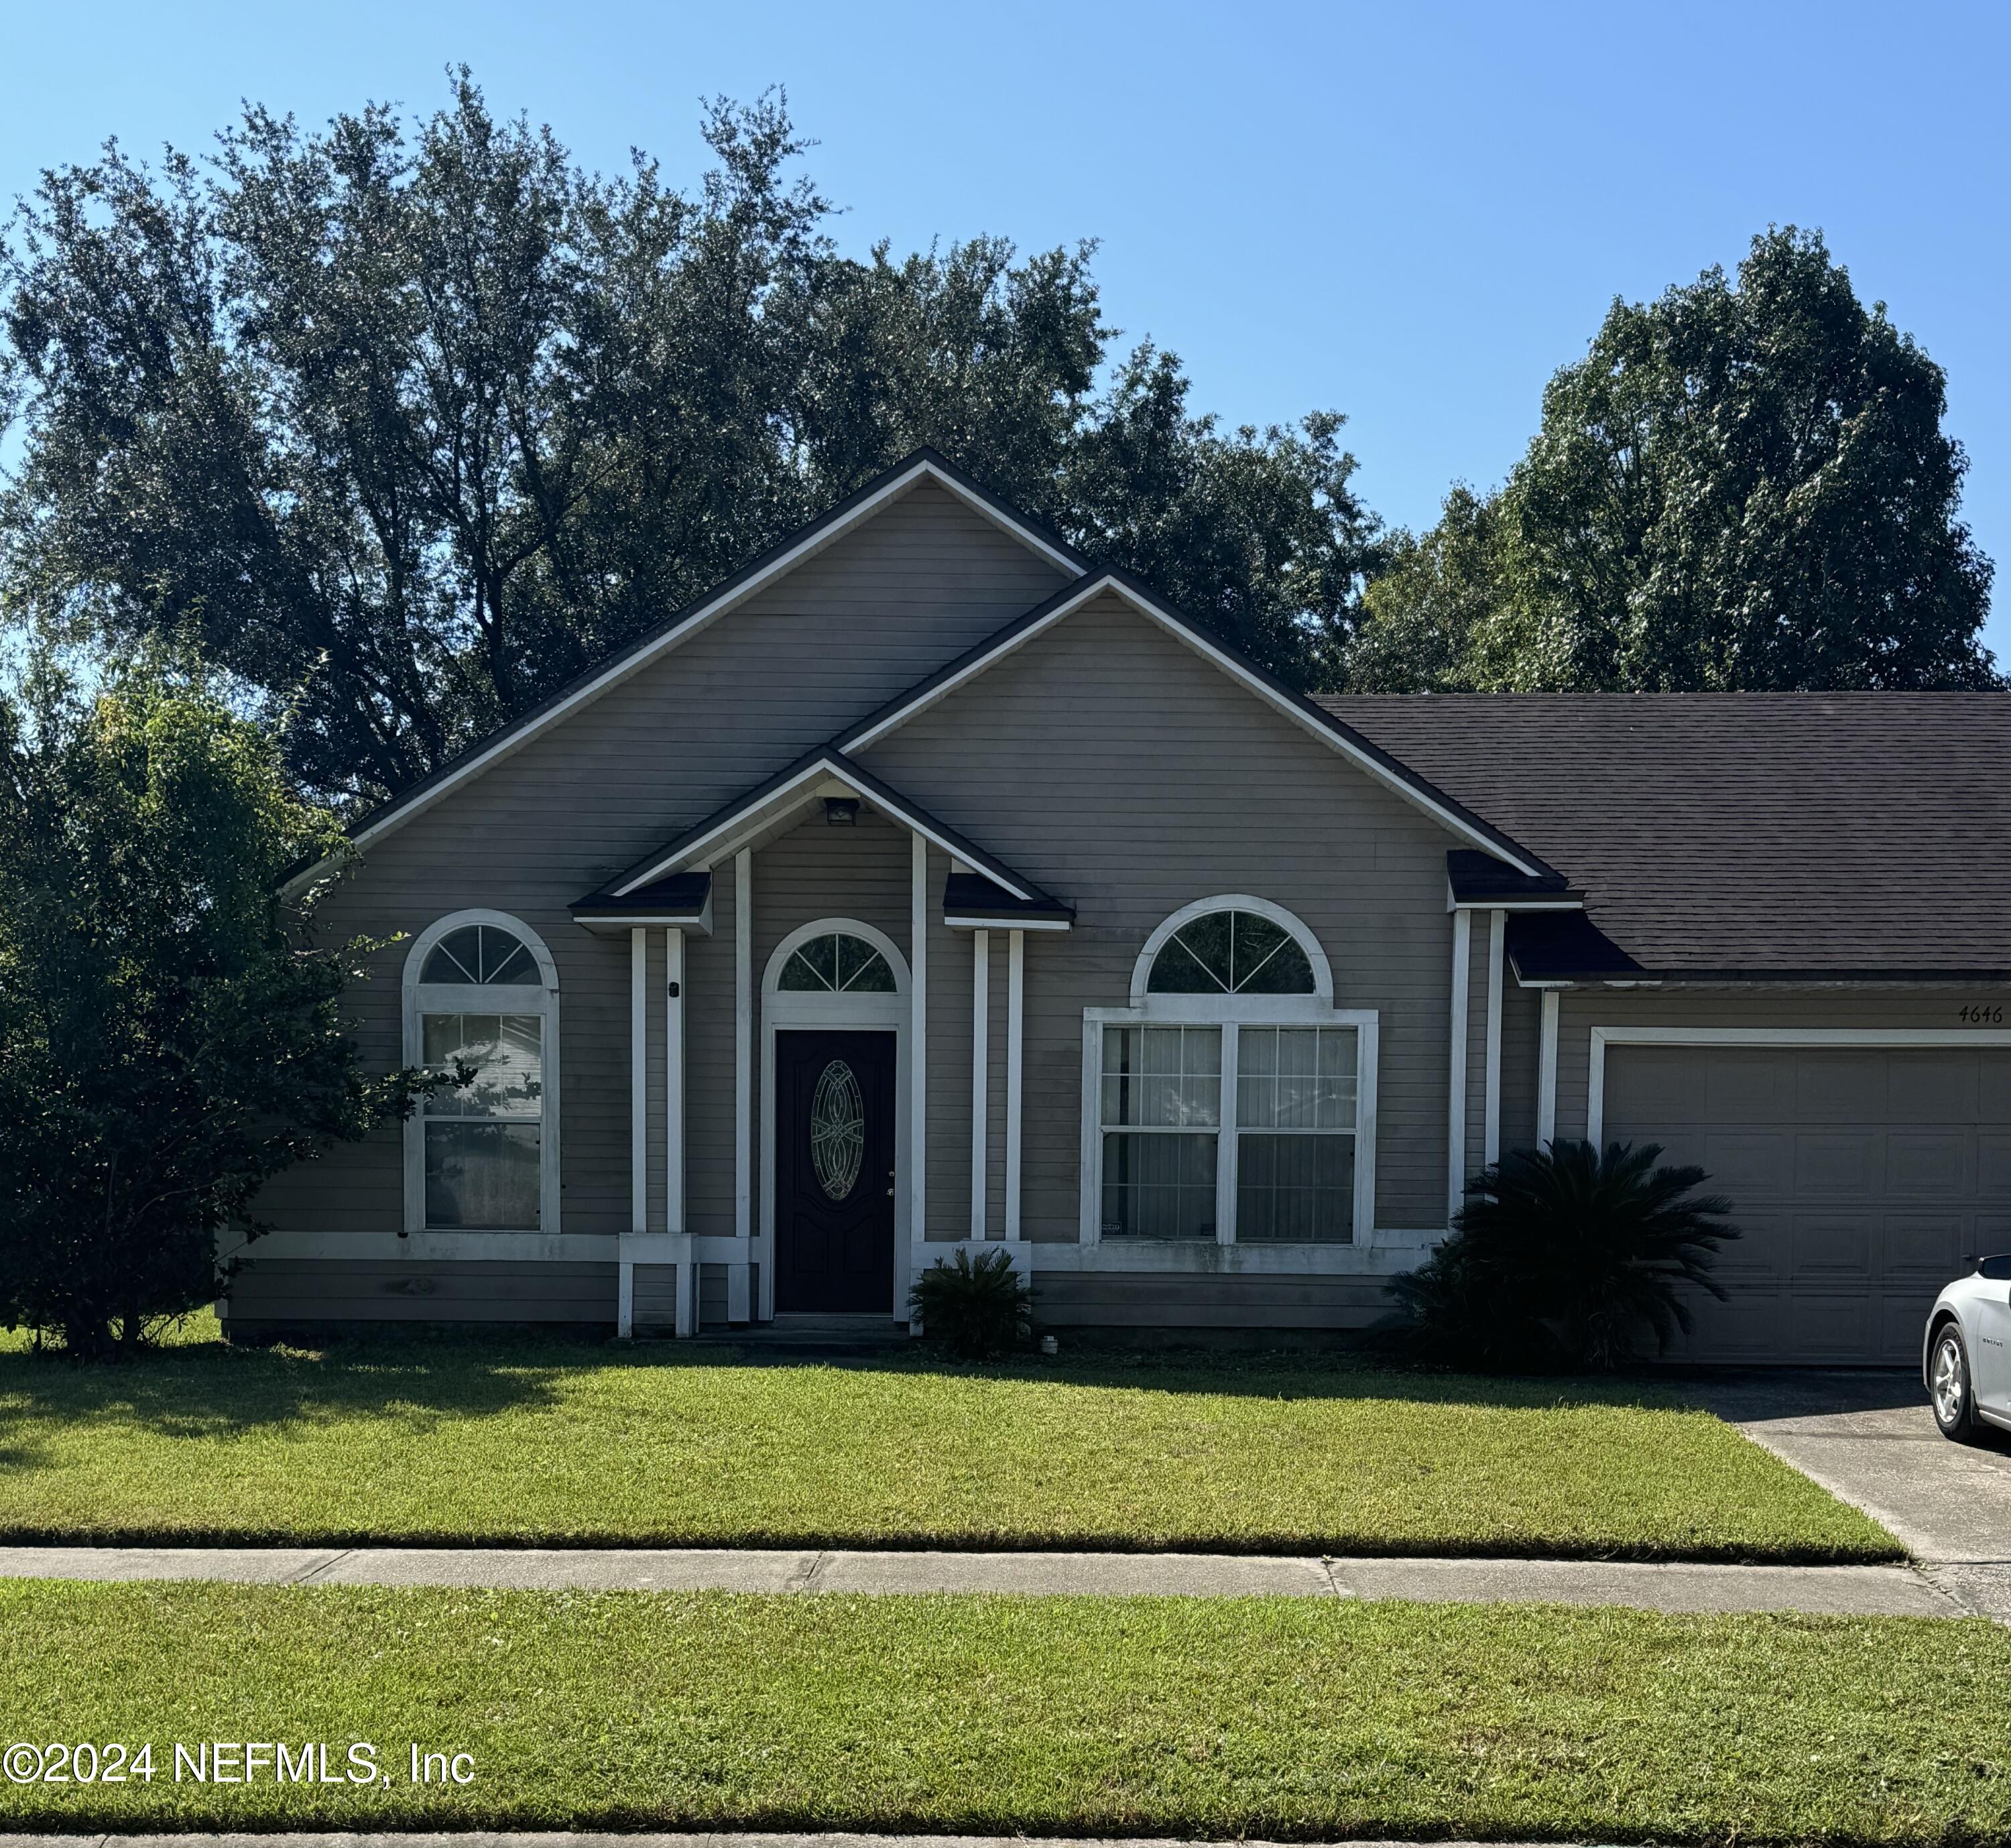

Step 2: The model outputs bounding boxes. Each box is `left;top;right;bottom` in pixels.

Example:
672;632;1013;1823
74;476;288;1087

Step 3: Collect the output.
606;746;1065;911
281;449;1089;895
839;567;1557;879
1321;693;2011;979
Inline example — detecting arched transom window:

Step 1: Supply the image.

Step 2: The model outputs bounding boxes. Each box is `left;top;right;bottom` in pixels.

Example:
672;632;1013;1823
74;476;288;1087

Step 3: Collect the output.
404;911;558;1235
778;930;898;993
1092;897;1374;1249
1147;908;1317;995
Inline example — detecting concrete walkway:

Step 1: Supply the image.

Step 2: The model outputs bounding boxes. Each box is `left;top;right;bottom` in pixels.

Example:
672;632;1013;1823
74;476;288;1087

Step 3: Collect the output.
1679;1369;2011;1619
0;1543;1968;1616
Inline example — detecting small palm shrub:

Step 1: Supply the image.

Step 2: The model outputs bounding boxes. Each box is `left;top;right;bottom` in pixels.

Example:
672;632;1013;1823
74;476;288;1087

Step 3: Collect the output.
908;1247;1034;1361
1390;1138;1738;1373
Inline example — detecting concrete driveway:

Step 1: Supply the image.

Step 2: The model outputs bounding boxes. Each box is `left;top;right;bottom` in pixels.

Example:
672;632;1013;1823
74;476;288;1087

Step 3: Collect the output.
1679;1369;2011;1616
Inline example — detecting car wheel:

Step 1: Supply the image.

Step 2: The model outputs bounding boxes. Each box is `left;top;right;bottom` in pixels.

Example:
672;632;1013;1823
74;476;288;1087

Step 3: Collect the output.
1931;1322;1981;1443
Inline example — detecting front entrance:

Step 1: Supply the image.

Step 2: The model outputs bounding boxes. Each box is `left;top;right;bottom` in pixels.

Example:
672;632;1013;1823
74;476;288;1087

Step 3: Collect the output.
775;1029;897;1312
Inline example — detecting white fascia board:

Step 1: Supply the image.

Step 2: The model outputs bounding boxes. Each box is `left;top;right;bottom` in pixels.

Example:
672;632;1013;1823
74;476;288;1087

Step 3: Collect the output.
621;759;842;891
847;576;1548;879
614;753;1042;904
944;915;1073;932
1450;897;1583;912
282;460;1084;896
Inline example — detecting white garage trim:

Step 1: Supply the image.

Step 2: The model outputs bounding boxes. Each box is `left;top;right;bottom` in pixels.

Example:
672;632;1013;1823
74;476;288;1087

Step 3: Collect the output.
1586;1026;2011;1148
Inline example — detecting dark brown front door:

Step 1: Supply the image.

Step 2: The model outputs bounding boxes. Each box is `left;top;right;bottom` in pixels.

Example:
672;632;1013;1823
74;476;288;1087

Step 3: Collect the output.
775;1030;896;1312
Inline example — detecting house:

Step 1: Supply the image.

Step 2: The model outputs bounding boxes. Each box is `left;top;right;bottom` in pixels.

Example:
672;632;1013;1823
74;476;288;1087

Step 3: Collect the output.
239;451;2011;1365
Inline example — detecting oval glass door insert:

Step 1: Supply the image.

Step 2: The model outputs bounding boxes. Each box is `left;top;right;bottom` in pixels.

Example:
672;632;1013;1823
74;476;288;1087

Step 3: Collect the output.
810;1059;865;1201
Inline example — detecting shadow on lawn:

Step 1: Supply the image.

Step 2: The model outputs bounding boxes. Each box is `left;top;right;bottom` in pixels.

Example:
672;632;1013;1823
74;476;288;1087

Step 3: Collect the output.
0;1320;1713;1457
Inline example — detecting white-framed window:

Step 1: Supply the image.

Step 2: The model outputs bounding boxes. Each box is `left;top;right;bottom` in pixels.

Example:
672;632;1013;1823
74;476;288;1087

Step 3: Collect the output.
403;910;560;1234
1082;896;1378;1246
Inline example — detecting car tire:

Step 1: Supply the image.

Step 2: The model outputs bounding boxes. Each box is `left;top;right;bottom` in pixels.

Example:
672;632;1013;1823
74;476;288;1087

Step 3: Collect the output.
1930;1321;1982;1443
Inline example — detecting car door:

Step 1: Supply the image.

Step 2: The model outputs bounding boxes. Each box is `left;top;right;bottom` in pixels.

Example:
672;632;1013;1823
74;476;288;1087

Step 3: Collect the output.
1970;1255;2011;1415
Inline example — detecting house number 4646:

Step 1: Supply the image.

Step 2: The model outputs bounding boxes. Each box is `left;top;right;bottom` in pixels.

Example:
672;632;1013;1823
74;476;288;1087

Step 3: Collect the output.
1958;1003;2005;1024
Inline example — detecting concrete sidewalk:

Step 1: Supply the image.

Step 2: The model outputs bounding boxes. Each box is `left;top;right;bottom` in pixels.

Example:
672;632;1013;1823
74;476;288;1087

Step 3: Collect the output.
0;1544;1969;1616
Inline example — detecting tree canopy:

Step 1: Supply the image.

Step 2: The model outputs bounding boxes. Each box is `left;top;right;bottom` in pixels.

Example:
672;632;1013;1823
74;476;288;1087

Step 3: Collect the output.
1348;229;1997;692
0;79;1381;806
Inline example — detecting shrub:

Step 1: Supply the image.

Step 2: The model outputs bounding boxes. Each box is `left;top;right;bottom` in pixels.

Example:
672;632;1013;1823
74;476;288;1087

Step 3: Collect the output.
908;1247;1034;1361
1388;1138;1738;1373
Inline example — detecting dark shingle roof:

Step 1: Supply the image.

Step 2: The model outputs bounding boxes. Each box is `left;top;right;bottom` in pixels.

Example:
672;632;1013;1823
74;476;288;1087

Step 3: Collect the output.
1316;693;2011;979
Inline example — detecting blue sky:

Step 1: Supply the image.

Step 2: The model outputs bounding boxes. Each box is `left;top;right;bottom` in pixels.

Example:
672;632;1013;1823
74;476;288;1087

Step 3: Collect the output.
8;0;2009;652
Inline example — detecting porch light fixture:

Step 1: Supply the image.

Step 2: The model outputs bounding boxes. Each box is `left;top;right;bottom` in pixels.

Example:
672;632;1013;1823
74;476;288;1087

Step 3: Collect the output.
824;797;860;826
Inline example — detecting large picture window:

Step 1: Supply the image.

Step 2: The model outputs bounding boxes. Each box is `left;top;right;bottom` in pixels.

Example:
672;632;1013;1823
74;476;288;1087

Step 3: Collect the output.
404;912;559;1235
1087;898;1377;1247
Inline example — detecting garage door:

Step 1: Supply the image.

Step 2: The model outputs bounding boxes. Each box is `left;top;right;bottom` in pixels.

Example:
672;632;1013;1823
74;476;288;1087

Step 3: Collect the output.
1603;1045;2011;1365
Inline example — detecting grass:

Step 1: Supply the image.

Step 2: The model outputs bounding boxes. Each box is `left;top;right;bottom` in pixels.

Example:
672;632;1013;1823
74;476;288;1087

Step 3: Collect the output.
0;1314;1894;1559
0;1580;2004;1841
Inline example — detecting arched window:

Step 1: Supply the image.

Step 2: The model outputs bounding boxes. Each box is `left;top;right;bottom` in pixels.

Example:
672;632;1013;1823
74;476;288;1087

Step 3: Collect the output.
777;930;898;993
1092;897;1374;1249
404;911;559;1235
1146;908;1317;995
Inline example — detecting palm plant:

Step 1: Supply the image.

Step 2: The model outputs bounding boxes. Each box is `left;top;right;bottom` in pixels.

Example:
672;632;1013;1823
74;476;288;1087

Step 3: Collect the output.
908;1247;1035;1361
1390;1139;1738;1372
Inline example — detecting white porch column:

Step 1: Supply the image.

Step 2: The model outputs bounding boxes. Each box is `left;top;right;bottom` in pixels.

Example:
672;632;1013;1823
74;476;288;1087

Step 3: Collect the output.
1005;928;1024;1245
1537;988;1560;1148
666;925;692;1336
1483;908;1505;1166
909;832;928;1312
1447;907;1471;1223
970;929;989;1239
731;849;753;1325
621;926;647;1337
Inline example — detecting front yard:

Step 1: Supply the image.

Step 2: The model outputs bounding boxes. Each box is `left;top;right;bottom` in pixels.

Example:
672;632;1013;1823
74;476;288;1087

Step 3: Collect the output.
0;1580;2004;1841
0;1318;1894;1558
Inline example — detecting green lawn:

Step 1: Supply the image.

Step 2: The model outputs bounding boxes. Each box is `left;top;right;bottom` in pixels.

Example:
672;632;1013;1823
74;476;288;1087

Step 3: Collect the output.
0;1581;2002;1841
0;1318;1893;1559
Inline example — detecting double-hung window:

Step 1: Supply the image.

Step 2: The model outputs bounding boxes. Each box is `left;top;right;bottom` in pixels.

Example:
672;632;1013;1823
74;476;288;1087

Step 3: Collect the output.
404;914;559;1234
1087;900;1377;1247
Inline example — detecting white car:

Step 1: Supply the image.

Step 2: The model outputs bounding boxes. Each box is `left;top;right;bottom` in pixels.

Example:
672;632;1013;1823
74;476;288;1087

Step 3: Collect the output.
1926;1255;2011;1441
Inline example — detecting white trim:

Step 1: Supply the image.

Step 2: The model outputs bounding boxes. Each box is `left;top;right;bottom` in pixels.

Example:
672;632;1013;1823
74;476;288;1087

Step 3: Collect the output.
1081;1004;1380;1249
971;930;989;1239
841;574;1546;878
1483;908;1504;1166
1449;897;1581;913
910;833;929;1302
400;909;561;1239
1537;989;1559;1146
1585;1024;2011;1150
1006;929;1025;1243
666;925;691;1337
630;929;648;1236
944;915;1073;932
1129;894;1335;1009
617;1261;634;1339
1447;908;1470;1221
283;458;1082;894
665;928;686;1232
735;852;753;1274
613;753;1041;903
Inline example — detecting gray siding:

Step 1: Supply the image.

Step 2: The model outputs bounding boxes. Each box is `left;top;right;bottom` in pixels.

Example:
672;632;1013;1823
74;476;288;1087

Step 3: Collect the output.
1034;1273;1389;1331
227;1259;616;1326
261;481;1069;1251
857;591;1467;1237
1498;980;1541;1156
